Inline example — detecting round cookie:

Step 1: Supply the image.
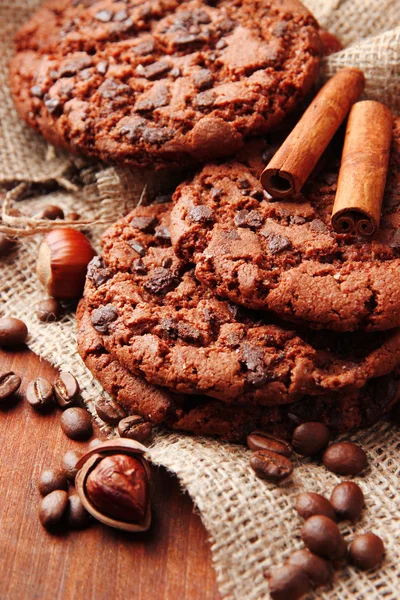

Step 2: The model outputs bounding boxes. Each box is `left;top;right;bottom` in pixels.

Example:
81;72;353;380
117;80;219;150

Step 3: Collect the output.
10;0;322;168
82;202;400;405
77;300;400;442
171;117;400;332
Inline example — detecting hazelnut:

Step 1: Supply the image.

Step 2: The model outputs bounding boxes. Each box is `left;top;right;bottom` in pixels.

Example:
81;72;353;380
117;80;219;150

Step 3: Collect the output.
86;455;148;522
75;439;151;532
37;228;95;299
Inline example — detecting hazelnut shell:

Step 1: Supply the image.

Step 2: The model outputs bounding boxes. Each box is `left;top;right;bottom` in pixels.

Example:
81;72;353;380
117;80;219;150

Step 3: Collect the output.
75;439;151;532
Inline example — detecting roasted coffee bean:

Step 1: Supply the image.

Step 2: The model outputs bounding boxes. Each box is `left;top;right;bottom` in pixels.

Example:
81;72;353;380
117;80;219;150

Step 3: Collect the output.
36;298;62;322
67;494;91;530
53;371;80;408
117;415;153;443
39;489;68;530
95;396;127;426
60;407;93;441
349;533;384;570
62;450;82;482
0;317;28;346
295;492;336;521
266;564;311;600
36;204;64;220
0;371;21;401
88;438;103;450
26;377;54;410
288;549;333;587
330;482;364;521
323;442;368;475
38;468;68;496
247;431;292;457
292;422;330;456
250;450;293;482
301;515;347;560
0;233;16;257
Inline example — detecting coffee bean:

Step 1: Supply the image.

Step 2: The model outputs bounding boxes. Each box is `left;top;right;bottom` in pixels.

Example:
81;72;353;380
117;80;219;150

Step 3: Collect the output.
0;233;16;257
62;450;82;482
39;489;68;530
26;377;54;410
38;468;68;496
54;371;80;408
330;482;364;521
287;549;333;587
60;407;92;441
117;415;153;443
0;371;21;401
0;317;28;346
349;533;384;570
292;422;330;456
250;450;293;482
67;212;81;221
67;494;91;530
301;515;347;560
266;564;311;600
247;431;292;457
88;438;103;450
295;492;336;521
36;205;64;220
36;298;62;322
323;442;368;475
95;396;127;426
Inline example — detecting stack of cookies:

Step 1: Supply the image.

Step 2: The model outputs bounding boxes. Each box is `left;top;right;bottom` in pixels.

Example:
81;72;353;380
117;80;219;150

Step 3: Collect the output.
10;0;400;441
77;117;400;441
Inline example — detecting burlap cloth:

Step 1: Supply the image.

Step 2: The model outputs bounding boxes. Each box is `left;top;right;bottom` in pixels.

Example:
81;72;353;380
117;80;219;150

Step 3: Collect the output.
1;1;399;598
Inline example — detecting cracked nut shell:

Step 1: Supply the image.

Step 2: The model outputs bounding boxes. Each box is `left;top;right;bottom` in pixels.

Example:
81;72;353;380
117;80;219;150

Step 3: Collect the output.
75;439;151;532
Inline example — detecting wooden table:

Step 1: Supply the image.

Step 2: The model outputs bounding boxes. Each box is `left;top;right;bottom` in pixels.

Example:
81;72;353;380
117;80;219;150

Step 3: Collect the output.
0;348;219;600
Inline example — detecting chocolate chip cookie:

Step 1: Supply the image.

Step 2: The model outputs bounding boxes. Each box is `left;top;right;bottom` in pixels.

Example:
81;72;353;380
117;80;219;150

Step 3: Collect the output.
171;117;400;331
82;202;400;405
77;300;400;442
10;0;322;168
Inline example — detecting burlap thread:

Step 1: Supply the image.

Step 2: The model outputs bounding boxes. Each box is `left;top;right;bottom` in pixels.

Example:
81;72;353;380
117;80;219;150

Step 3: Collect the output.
0;1;399;598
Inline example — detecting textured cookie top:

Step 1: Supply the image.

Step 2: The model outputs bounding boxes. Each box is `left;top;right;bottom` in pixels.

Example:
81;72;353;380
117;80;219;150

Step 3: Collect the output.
77;301;400;442
171;117;400;332
10;0;321;168
82;202;400;405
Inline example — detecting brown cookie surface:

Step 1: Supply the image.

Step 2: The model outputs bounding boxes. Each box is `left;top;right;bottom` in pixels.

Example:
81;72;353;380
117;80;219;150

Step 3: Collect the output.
10;0;321;168
171;118;400;331
77;300;400;442
82;202;400;404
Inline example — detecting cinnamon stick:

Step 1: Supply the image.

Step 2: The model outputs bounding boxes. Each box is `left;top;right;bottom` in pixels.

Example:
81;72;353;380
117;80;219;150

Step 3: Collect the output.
331;100;393;237
260;68;365;198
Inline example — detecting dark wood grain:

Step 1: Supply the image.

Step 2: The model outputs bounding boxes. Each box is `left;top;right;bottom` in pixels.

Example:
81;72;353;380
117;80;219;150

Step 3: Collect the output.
0;347;219;600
